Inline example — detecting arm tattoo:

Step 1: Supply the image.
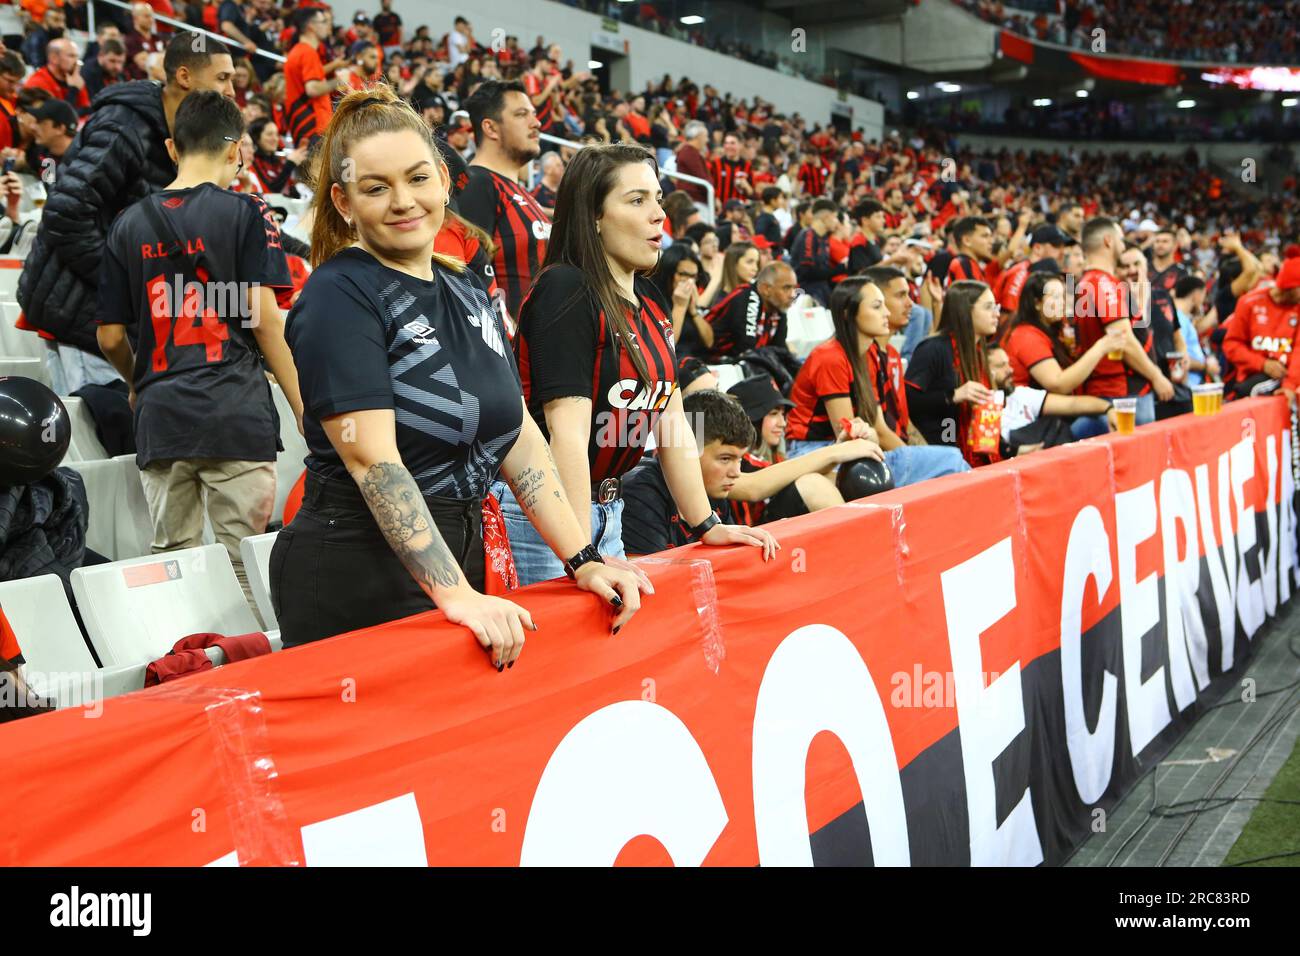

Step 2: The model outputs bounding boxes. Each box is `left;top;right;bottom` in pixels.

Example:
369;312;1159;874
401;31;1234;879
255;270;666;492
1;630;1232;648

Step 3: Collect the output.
510;465;547;512
360;462;462;592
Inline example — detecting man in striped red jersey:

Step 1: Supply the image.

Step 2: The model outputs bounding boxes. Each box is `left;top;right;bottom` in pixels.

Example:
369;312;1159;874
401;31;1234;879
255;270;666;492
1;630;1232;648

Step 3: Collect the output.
709;133;754;212
796;147;830;198
522;51;562;138
458;80;551;328
943;215;994;286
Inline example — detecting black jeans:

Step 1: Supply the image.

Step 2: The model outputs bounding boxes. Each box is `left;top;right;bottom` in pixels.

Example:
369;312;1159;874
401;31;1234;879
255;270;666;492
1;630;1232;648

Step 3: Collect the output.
270;470;485;649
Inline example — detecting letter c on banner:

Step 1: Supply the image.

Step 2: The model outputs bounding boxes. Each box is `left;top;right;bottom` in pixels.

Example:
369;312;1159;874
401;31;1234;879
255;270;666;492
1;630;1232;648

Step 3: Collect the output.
751;624;910;867
519;701;727;866
1060;505;1117;806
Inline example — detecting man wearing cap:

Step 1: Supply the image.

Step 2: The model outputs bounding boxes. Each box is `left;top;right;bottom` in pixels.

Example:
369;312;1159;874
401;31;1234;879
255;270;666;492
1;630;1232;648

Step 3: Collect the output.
717;198;752;250
26;98;77;172
444;110;474;162
704;260;797;363
1223;257;1300;400
995;224;1071;315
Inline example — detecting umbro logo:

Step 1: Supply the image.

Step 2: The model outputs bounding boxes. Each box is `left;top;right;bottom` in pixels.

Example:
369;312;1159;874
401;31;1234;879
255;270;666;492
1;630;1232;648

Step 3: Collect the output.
403;319;438;345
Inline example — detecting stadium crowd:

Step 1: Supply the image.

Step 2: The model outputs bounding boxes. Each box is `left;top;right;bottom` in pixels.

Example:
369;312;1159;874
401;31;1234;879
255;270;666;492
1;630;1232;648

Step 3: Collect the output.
956;0;1300;66
2;0;1299;707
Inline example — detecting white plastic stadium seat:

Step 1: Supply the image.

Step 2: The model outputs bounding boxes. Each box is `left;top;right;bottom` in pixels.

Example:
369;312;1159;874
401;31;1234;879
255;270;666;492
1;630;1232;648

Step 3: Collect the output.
61;457;154;560
60;396;110;462
0;300;46;361
0;574;97;673
785;295;835;360
70;544;261;667
271;382;306;525
239;531;278;630
0;357;51;389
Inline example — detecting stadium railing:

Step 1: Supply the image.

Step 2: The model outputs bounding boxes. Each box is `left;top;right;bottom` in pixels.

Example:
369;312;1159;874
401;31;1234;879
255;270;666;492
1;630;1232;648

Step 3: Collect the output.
90;0;287;65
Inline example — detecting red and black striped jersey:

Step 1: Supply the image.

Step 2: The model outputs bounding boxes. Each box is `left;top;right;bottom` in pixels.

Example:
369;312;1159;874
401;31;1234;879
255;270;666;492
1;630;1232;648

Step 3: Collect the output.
456;166;552;324
731;453;772;526
797;161;829;197
516;265;678;484
523;70;556;132
704;282;787;362
710;157;753;206
865;341;909;441
944;254;986;287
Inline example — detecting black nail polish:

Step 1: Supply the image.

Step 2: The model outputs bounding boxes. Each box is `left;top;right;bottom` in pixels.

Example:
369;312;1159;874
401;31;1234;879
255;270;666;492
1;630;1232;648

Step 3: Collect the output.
507;661;514;669
496;662;504;672
610;595;623;608
612;625;621;636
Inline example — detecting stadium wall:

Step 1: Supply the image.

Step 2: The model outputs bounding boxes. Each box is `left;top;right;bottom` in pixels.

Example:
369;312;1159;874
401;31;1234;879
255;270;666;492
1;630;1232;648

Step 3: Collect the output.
951;132;1299;171
1;399;1294;866
821;0;997;73
387;0;885;137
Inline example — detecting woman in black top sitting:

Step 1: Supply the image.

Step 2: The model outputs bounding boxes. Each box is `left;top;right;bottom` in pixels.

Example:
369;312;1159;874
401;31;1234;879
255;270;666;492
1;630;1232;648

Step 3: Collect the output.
498;143;778;586
274;86;644;667
649;243;712;360
904;279;1001;468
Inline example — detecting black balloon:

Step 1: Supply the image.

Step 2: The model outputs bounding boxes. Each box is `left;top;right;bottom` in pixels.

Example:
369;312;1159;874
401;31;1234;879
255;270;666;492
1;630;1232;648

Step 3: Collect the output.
0;377;70;488
836;456;895;500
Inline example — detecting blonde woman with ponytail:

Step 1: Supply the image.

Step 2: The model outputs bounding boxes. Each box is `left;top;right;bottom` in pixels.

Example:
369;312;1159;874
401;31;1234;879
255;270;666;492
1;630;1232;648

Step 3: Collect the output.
273;86;645;666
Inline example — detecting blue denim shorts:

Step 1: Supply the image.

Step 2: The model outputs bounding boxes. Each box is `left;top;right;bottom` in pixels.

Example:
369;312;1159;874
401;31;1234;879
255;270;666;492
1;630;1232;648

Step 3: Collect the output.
492;482;627;586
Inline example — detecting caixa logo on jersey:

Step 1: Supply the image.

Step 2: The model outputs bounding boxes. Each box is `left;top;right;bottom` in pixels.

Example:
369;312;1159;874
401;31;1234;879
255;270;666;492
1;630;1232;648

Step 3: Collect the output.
606;379;674;411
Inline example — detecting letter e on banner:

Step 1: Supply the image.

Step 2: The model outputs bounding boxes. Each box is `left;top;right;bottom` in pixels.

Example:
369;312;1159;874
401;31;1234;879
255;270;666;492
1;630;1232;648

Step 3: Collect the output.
520;701;727;866
751;625;910;866
941;537;1043;866
1116;481;1172;757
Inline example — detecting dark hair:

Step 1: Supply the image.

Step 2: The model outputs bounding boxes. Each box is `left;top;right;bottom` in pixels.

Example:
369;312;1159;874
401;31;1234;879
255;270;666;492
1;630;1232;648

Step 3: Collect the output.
661;190;698;235
1081;216;1120;254
172;90;244;157
862;264;905;288
651;242;704;301
951;216;989;248
934;280;992;385
827;277;880;426
544;142;660;385
99;38;126;57
761;185;782;204
17;87;50;112
0;50;23;78
463;79;528;146
682;389;755;450
684;221;715;246
811;198;837;216
164;32;226;85
852;198;884;222
1006;271;1070;366
247;116;277;155
293;6;324;33
1174;275;1206;298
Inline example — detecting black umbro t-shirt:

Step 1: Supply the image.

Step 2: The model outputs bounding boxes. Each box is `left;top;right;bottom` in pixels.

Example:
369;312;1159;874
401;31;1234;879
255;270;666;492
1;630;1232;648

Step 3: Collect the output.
286;248;523;501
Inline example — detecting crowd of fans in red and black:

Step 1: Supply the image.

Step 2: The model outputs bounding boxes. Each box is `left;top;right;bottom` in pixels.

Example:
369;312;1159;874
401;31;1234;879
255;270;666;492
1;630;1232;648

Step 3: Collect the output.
956;0;1300;65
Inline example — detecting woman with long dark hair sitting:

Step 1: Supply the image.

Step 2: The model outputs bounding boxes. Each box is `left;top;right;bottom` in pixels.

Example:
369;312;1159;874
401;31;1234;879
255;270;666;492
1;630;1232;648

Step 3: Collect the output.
649;242;713;359
905;280;1005;467
785;277;969;485
273;86;645;666
499;142;778;586
1001;270;1124;439
248;118;307;196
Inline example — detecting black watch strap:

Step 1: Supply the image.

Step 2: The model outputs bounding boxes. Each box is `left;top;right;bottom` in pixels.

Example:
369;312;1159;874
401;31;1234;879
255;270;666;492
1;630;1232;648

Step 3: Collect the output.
563;543;605;579
687;512;721;540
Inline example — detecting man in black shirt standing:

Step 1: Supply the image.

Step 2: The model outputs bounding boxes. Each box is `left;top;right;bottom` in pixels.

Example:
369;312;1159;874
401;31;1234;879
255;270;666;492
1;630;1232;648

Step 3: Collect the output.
96;91;300;609
458;80;551;328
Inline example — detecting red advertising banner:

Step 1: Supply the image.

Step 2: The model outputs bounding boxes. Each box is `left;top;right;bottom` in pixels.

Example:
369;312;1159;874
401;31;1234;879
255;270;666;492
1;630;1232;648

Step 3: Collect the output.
0;399;1295;866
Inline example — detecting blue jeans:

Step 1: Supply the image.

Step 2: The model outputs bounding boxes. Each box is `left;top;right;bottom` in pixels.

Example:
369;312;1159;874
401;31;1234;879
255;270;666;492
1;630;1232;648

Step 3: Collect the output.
1135;393;1155;426
785;440;969;488
492;481;627;586
1070;414;1110;440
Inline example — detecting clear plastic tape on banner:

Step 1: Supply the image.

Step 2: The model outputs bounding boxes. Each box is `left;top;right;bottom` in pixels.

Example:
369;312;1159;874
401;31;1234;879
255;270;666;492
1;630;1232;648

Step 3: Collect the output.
1008;468;1030;583
145;682;302;866
637;558;726;673
847;501;910;588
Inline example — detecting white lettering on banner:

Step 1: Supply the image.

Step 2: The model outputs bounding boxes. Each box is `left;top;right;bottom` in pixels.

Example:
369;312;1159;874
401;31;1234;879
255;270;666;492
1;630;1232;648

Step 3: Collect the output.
1060;506;1118;805
606;379;674;411
1159;468;1208;709
299;793;428;866
941;538;1043;866
1230;439;1265;640
1116;481;1173;757
1263;435;1280;618
1194;457;1237;664
519;701;727;866
751;625;910;866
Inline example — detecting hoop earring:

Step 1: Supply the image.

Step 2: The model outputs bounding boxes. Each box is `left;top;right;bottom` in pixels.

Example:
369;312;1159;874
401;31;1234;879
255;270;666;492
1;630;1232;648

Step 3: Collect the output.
444;196;450;206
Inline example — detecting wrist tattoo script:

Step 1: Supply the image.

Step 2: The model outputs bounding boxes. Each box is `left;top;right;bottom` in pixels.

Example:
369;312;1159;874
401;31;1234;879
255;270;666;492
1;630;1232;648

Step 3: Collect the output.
361;461;461;591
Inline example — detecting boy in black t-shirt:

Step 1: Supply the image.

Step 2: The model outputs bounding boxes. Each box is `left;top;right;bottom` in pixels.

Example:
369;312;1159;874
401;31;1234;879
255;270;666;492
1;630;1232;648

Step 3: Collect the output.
96;91;301;608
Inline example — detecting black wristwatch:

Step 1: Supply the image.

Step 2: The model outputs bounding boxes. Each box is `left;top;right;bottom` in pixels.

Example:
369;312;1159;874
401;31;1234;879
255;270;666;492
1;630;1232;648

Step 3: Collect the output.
686;512;721;540
563;544;605;580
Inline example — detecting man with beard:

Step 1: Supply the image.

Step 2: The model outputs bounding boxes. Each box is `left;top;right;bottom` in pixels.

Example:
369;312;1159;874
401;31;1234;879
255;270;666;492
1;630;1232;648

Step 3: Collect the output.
458;80;550;326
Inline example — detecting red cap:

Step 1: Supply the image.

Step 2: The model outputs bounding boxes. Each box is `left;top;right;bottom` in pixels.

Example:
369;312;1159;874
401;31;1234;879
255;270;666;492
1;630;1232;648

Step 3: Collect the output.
751;235;774;250
1277;256;1300;290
